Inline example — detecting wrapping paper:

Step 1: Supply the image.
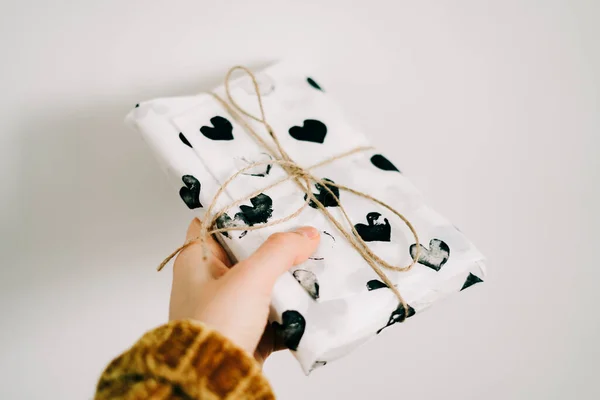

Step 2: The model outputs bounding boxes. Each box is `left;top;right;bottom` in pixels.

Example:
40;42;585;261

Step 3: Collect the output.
126;61;487;374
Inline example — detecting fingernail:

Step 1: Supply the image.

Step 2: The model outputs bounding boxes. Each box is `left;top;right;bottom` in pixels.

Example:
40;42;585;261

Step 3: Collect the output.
294;226;319;239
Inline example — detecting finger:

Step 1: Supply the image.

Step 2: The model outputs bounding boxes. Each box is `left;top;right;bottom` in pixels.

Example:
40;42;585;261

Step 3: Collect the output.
174;219;230;282
185;218;233;267
231;227;320;290
174;240;229;282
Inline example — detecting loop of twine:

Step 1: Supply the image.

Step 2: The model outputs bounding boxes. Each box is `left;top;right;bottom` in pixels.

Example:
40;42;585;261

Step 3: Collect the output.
158;66;420;316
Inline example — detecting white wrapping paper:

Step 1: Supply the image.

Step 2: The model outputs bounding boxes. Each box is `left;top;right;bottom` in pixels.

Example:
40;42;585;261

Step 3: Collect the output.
126;61;487;374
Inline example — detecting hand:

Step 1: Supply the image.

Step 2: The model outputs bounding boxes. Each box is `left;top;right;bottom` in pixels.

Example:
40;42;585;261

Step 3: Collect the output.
169;218;320;364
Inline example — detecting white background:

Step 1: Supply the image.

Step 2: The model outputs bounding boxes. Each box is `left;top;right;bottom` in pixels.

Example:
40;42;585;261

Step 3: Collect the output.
1;1;598;399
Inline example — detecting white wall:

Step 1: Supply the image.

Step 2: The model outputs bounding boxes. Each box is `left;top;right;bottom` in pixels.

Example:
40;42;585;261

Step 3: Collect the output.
0;1;598;399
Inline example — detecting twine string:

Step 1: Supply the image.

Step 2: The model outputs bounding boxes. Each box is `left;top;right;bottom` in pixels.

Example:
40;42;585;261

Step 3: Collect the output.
158;66;420;316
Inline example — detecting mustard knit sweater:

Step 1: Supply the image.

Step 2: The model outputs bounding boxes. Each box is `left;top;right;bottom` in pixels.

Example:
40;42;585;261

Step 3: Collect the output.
95;320;274;399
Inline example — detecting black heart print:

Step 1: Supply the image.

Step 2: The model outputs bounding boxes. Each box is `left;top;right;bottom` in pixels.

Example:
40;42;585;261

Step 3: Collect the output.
371;154;400;172
410;239;450;271
179;175;202;209
377;304;416;334
354;212;391;242
305;178;340;208
460;273;483;291
179;132;192;148
293;269;320;300
289;119;327;144
307;77;323;91
215;193;273;239
272;310;306;351
200;116;234;141
235;193;273;225
215;214;247;239
367;279;389;291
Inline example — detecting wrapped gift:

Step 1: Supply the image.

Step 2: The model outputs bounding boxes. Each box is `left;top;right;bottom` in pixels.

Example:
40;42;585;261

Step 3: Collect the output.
126;61;487;374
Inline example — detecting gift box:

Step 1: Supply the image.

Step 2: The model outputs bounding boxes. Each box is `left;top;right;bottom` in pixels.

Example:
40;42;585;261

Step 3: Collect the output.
126;61;487;374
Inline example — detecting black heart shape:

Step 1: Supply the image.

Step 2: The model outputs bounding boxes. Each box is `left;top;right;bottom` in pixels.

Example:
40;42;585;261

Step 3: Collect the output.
179;132;192;148
235;193;273;225
179;175;202;209
460;272;483;291
293;269;320;300
377;304;416;334
272;310;306;351
409;239;450;271
215;193;273;239
215;213;247;239
370;154;400;172
366;279;389;291
307;77;323;91
289;119;327;144
304;178;340;208
200;116;234;141
354;212;391;242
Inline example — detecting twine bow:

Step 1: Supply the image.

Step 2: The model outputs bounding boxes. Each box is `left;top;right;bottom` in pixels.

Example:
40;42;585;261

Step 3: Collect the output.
158;66;420;316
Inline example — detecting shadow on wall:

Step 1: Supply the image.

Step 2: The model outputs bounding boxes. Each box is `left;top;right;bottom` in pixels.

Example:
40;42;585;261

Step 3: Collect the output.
6;63;273;289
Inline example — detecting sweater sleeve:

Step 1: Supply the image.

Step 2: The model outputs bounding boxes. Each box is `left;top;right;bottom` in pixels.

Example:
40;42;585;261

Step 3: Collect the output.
95;319;275;399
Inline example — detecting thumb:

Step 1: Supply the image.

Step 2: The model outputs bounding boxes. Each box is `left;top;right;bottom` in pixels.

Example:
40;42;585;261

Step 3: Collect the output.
230;227;320;291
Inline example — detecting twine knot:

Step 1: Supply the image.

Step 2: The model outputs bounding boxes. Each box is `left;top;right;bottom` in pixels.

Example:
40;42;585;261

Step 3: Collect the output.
286;163;310;180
